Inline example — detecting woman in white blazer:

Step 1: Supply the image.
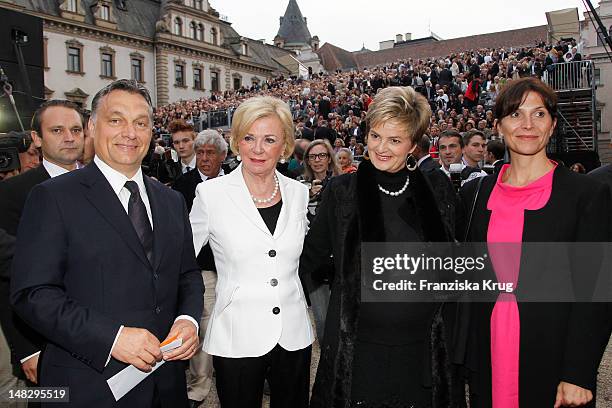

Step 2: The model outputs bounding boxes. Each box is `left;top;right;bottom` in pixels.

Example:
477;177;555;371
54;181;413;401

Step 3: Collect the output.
190;96;313;408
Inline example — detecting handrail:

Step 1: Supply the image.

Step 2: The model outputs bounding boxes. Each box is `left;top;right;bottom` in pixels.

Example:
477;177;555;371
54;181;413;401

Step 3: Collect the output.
542;60;594;91
557;111;591;150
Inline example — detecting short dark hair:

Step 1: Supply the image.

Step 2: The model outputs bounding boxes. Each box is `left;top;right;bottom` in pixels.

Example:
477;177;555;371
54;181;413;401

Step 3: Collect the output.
495;77;557;121
486;140;505;160
168;119;194;134
463;129;485;146
31;99;83;136
418;135;431;152
91;79;152;120
439;129;464;148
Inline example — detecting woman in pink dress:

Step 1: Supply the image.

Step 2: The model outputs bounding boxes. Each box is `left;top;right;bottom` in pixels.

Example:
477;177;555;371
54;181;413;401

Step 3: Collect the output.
461;77;611;408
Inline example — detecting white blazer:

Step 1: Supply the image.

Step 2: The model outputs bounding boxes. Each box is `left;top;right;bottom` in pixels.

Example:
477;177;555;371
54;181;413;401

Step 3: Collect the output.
190;164;314;357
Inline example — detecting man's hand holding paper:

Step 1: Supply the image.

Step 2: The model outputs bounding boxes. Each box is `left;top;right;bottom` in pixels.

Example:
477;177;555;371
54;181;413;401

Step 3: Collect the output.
111;327;163;372
162;319;199;361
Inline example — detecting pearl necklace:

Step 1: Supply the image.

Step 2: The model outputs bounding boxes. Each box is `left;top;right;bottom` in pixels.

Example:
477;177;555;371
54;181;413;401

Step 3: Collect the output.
377;177;409;197
252;174;279;204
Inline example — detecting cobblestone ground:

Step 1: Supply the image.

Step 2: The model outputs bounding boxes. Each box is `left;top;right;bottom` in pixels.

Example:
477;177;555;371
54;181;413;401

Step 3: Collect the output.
201;329;612;408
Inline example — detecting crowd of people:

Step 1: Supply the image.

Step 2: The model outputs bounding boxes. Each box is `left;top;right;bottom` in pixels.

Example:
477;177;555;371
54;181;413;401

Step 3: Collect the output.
0;34;609;408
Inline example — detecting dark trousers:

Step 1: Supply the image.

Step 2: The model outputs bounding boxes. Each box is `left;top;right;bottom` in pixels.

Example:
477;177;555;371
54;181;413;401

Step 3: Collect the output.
213;344;311;408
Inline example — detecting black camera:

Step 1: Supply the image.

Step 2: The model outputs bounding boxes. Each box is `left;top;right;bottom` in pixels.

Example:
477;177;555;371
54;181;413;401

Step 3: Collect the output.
0;131;33;172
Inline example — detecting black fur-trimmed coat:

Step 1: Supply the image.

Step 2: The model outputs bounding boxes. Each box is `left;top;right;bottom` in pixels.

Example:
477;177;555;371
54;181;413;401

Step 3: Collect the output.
299;159;466;408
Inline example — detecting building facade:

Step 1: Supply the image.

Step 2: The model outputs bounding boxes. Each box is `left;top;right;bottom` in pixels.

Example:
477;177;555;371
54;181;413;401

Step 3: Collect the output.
0;0;296;109
580;0;612;162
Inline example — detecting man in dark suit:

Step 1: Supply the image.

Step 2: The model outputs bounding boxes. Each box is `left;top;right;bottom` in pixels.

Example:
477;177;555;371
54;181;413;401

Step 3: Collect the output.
485;140;506;175
318;96;331;121
0;100;85;386
413;135;440;172
313;120;338;145
173;129;225;407
11;80;203;407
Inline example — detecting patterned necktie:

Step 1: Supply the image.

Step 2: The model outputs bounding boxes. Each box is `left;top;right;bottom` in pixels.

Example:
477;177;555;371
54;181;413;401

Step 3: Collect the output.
124;181;153;264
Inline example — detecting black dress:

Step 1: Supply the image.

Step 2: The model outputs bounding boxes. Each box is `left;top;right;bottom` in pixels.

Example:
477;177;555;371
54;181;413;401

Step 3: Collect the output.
300;159;465;408
351;169;437;407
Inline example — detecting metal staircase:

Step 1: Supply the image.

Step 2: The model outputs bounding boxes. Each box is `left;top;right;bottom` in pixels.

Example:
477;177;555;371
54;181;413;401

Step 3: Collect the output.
543;60;597;153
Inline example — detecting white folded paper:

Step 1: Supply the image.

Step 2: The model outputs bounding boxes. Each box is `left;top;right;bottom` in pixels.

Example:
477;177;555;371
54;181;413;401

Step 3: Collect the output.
107;338;183;401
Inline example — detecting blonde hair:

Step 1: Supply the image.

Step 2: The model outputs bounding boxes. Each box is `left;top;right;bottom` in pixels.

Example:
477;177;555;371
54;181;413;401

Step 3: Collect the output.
230;96;295;160
365;86;432;145
302;139;341;182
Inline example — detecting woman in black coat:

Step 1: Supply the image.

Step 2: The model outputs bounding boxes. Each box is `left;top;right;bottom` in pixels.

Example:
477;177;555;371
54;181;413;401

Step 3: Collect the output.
300;86;466;408
461;77;611;407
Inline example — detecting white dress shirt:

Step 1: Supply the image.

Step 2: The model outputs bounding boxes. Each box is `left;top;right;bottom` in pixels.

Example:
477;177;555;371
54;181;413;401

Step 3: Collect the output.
42;158;73;178
197;168;224;182
94;156;198;366
181;155;197;174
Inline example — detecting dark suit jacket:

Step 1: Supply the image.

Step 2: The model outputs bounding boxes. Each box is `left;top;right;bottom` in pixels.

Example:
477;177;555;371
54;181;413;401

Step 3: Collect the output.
418;156;440;173
588;163;612;189
0;165;50;377
313;126;338;144
460;166;612;407
172;169;217;272
10;163;203;407
172;168;203;211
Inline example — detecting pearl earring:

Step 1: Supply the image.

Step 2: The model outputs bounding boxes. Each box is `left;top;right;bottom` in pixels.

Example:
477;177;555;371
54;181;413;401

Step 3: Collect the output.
279;156;286;164
236;154;241;161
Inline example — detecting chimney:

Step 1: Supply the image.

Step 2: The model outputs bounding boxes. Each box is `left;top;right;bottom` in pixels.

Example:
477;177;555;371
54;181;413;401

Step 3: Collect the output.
405;32;412;41
396;34;403;43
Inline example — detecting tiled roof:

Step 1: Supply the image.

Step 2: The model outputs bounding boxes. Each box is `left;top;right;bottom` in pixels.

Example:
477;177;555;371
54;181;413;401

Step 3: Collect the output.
316;42;357;72
276;0;311;45
9;0;161;38
318;25;549;71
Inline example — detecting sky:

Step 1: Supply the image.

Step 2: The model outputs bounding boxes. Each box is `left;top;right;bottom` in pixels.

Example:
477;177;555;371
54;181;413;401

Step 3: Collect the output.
211;0;597;52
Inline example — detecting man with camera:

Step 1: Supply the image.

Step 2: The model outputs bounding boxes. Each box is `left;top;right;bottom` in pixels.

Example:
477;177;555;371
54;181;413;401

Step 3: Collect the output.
0;131;41;181
437;130;486;191
0;99;84;386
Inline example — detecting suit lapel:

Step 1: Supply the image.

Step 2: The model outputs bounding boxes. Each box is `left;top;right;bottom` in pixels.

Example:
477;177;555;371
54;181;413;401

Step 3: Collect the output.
80;163;150;268
226;164;271;236
272;174;291;239
144;177;168;271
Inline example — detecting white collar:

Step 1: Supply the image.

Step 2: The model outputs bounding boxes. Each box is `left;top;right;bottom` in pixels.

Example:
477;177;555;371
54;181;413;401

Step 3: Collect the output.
181;155;197;171
417;154;431;166
197;167;225;181
42;158;75;178
94;155;145;197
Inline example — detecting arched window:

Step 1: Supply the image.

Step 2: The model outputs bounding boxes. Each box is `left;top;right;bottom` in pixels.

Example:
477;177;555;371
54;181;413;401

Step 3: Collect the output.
197;24;204;41
211;27;218;45
174;17;183;36
190;21;197;39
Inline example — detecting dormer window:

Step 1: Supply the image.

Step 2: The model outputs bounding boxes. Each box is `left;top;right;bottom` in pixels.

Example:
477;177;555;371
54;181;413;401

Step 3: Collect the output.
66;0;77;12
195;0;203;10
190;21;197;39
242;42;248;55
100;5;110;20
197;24;204;41
174;17;183;36
211;27;218;45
